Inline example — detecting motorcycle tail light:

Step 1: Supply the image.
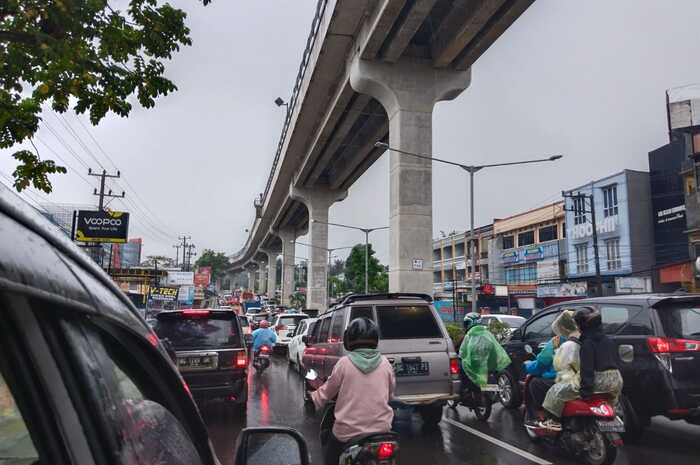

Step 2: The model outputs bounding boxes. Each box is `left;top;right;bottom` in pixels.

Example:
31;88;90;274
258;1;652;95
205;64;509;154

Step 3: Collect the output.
261;346;270;353
375;442;396;460
449;358;460;376
235;352;247;367
589;404;614;417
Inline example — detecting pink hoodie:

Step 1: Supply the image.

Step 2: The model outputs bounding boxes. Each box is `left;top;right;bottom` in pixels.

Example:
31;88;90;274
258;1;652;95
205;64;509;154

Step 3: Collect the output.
311;355;396;442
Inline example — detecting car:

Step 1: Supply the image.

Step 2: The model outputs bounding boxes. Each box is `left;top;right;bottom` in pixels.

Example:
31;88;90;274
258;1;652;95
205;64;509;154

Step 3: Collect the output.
498;295;700;440
287;318;317;369
239;314;253;345
481;314;526;329
0;185;311;465
154;309;249;412
248;311;271;330
301;293;461;427
273;313;309;352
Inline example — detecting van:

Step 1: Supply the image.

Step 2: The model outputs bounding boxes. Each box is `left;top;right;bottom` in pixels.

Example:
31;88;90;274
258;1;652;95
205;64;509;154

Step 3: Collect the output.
302;293;461;426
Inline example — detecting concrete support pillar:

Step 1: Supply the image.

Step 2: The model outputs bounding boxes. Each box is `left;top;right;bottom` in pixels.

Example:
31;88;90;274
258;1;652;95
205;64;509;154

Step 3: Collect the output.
246;269;255;292
277;228;297;306
257;261;267;295
350;56;470;294
262;249;279;300
291;186;347;313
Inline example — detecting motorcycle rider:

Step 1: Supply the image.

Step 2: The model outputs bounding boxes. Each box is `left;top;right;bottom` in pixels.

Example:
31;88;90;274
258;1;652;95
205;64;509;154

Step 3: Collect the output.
251;320;277;361
575;306;623;406
459;312;511;392
311;318;395;465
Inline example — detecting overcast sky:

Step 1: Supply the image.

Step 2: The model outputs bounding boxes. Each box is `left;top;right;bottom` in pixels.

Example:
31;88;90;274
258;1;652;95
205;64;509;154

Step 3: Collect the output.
2;0;699;266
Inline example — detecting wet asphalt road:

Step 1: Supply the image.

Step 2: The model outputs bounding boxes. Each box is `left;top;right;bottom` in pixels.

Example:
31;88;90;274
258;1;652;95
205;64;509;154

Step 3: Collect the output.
201;355;700;465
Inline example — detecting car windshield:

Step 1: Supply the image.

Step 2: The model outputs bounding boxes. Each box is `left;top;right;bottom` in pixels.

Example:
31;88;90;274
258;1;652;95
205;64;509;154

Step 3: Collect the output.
657;305;700;341
155;315;242;349
376;305;442;339
279;316;306;326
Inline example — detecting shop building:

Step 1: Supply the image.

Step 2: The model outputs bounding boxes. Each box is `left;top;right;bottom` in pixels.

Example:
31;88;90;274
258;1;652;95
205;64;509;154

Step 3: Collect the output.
489;202;567;315
563;170;654;296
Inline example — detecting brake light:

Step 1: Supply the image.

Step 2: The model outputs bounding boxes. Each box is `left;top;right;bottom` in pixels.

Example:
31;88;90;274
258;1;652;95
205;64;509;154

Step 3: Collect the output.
647;336;700;353
590;404;614;417
376;442;396;460
450;358;460;376
235;352;247;368
182;309;210;317
261;346;271;353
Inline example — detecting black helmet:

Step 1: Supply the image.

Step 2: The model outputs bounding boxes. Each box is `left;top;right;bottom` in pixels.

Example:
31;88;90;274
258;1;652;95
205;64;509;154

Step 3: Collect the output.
573;306;602;331
343;317;379;351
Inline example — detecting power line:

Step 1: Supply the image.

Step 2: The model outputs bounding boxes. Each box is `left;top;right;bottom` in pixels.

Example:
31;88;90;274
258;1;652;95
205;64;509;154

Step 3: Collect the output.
54;113;107;171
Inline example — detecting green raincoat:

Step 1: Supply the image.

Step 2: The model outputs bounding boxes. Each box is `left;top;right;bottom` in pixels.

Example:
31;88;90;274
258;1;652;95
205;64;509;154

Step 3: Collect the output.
459;325;512;386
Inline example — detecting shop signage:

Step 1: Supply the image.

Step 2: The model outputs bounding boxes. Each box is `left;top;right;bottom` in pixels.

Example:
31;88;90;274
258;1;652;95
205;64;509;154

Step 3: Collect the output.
508;284;537;296
537;259;560;281
149;287;178;302
74;210;130;243
481;284;495;295
571;216;617;240
524;246;544;261
537;282;588;298
502;251;519;265
177;285;195;304
167;271;194;286
495;285;509;297
615;277;652;294
657;205;686;224
412;258;424;271
194;267;211;287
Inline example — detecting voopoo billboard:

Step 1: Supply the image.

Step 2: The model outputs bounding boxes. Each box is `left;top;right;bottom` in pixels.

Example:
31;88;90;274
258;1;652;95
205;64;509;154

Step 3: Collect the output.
74;210;130;243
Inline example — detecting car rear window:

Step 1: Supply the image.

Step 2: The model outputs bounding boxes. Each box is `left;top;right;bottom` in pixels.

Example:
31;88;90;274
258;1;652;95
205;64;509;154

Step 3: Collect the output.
657;305;700;341
279;316;306;326
155;314;242;349
376;305;442;339
499;317;525;328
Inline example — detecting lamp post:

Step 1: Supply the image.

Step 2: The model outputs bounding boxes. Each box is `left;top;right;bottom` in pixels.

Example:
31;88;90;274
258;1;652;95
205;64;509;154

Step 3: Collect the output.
311;220;389;294
292;241;354;305
375;141;563;314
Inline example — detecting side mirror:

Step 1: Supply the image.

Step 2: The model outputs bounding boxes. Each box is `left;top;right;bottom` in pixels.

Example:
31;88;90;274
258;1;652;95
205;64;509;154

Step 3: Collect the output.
234;427;310;465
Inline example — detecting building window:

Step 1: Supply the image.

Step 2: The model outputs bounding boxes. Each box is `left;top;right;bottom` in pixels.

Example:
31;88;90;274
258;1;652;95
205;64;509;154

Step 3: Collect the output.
518;230;535;247
505;263;537;284
575;243;588;273
573;197;587;225
603;184;619;217
606;238;621;271
538;224;557;242
502;235;514;250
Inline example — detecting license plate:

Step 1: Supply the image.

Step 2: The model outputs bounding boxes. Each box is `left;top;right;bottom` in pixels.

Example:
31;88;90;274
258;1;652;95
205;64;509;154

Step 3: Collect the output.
481;384;500;393
178;355;216;371
394;361;429;377
597;417;625;433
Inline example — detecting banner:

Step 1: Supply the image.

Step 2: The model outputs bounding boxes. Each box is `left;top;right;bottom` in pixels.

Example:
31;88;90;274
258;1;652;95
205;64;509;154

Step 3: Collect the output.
167;271;194;286
194;267;211;287
75;210;129;243
177;285;195;305
537;282;588;298
150;287;179;302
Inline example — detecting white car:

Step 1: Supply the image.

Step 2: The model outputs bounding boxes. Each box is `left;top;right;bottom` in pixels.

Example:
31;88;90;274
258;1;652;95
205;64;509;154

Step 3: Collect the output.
287;317;316;370
273;313;309;351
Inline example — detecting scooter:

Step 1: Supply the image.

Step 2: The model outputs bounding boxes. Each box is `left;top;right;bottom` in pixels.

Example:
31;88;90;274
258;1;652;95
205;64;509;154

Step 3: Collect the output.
521;347;624;465
306;370;400;465
447;375;501;421
253;344;272;373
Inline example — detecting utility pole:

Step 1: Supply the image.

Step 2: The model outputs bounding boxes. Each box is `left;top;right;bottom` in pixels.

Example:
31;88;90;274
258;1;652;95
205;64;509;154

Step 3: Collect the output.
178;235;191;270
185;243;196;271
89;168;124;210
563;191;603;297
173;244;181;267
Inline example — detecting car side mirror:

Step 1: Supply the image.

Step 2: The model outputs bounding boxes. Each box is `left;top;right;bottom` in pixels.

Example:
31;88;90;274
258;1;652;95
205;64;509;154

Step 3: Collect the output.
234;427;310;465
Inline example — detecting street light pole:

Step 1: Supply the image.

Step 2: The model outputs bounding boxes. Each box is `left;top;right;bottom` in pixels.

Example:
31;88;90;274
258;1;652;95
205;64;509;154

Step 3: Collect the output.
375;141;563;313
292;241;354;306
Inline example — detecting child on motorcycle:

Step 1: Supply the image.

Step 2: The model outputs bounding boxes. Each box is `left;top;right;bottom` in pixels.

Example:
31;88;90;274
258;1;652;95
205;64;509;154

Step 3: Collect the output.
459;312;511;392
311;318;396;465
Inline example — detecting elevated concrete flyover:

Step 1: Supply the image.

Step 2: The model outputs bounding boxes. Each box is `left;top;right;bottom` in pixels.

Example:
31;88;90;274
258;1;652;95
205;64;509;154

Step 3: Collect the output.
229;0;535;312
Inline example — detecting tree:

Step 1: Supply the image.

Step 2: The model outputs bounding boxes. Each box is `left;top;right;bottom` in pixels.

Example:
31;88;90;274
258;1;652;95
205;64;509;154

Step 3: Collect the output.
329;258;344;277
142;254;172;268
0;0;211;192
344;244;388;294
194;249;229;281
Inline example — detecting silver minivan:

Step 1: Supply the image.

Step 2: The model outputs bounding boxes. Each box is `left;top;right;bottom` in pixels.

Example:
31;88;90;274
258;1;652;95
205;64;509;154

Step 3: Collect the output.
302;294;461;426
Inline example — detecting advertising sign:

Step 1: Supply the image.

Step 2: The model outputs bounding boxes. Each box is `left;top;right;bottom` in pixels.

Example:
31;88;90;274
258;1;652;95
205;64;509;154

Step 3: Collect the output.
495;285;509;297
74;210;130;243
524;246;544;262
149;287;178;302
537;282;588;298
537;259;560;281
570;216;618;240
502;251;519;265
615;277;652;294
177;285;195;305
194;267;211;287
412;258;424;271
167;271;194;286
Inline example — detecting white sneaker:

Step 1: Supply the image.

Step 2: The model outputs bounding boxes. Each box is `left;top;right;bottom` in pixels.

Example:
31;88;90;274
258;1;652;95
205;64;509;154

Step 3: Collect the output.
537;419;562;432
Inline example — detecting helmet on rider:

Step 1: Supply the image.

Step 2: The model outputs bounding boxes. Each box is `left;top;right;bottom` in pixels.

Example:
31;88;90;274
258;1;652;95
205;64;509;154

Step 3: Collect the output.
343;317;379;351
463;312;482;332
573;306;602;332
259;320;270;328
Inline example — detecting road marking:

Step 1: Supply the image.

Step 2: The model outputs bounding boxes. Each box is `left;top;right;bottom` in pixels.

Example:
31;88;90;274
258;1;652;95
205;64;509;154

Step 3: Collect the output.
443;417;552;465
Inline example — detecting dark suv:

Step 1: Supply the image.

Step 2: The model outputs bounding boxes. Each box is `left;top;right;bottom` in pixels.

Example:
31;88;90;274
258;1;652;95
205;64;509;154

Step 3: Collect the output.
155;309;248;412
499;295;700;438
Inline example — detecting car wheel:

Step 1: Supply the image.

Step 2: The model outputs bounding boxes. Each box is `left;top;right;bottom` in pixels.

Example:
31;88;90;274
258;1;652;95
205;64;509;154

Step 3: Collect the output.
497;370;520;409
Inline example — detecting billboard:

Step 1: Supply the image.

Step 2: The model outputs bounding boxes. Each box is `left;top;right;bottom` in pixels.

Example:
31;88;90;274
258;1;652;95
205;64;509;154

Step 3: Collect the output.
177;285;195;305
149;287;179;302
74;210;129;243
166;271;194;286
194;267;212;287
537;282;588;298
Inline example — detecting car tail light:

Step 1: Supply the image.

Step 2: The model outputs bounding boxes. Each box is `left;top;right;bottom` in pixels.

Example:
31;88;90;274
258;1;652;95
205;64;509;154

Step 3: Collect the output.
450;358;460;376
647;337;700;353
376;442;396;460
182;309;210;317
235;352;247;368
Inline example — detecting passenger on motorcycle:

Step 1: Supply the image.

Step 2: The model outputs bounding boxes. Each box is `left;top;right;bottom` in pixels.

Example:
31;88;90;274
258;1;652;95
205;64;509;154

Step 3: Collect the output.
459;312;511;393
311;317;395;465
251;320;277;358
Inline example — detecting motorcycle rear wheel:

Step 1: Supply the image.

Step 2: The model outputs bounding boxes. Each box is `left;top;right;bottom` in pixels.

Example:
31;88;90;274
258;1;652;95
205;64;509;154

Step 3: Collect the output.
581;427;617;465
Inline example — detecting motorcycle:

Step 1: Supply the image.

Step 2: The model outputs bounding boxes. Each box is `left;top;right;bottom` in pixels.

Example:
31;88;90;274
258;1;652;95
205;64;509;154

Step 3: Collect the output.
253;344;272;373
306;370;400;465
447;375;501;421
521;346;624;465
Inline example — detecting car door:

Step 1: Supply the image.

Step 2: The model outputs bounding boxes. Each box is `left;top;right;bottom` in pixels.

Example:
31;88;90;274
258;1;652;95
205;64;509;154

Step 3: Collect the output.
323;307;348;376
314;316;333;381
506;310;561;380
302;320;323;385
289;320;307;362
